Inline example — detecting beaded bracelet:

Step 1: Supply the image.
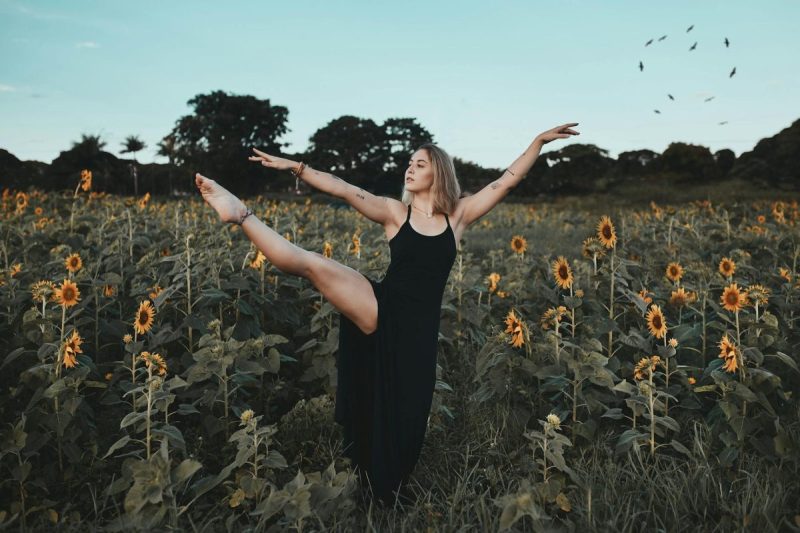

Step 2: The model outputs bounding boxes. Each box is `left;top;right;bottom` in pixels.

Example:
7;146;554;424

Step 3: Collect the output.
236;207;254;226
291;162;306;177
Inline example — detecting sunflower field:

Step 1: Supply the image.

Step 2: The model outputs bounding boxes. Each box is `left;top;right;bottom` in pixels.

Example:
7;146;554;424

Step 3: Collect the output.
1;176;799;531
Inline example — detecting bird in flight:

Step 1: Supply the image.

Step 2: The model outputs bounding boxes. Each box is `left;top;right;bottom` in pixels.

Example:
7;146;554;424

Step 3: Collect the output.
658;34;667;41
724;37;730;47
686;24;694;33
729;67;737;77
654;109;661;114
645;38;654;46
689;42;697;51
668;94;675;100
704;96;715;102
639;60;644;71
719;121;728;125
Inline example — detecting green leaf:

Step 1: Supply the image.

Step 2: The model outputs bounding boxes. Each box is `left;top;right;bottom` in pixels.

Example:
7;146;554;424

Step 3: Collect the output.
102;435;132;459
669;439;692;457
765;351;799;373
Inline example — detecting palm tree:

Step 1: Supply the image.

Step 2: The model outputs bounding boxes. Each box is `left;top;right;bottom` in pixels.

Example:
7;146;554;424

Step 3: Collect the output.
157;134;177;195
121;135;146;196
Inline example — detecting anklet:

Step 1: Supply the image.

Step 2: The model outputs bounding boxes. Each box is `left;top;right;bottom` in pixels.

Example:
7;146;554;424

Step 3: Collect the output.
236;207;254;226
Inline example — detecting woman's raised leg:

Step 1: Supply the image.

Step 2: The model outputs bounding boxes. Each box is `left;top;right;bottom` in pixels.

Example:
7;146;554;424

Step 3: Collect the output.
195;173;378;335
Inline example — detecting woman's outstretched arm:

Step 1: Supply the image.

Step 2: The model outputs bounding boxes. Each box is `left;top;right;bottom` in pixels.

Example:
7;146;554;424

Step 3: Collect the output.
249;148;402;225
249;148;345;197
459;123;580;227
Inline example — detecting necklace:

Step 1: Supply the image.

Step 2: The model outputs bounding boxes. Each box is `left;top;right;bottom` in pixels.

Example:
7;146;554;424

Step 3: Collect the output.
411;202;434;218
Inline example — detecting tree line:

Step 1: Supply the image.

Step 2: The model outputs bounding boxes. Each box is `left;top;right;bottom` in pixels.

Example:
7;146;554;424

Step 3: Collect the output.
2;90;798;198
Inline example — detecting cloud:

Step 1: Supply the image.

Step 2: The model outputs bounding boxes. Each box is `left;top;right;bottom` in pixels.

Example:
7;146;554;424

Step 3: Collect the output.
0;84;16;92
75;41;99;49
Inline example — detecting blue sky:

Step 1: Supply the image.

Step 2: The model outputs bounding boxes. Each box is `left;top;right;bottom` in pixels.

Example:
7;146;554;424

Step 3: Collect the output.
1;0;797;170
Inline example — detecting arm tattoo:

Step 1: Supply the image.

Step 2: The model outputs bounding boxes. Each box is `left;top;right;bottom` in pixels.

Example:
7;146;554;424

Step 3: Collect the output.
356;188;366;200
490;182;499;190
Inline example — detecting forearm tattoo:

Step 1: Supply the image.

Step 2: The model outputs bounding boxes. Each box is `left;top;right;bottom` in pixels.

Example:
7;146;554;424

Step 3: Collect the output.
356;188;366;200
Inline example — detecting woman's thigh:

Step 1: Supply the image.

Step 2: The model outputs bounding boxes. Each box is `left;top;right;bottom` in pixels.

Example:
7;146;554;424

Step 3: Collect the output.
304;251;378;335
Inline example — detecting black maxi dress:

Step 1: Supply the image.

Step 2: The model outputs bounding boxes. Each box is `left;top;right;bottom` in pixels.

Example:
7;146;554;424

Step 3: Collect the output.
334;203;457;504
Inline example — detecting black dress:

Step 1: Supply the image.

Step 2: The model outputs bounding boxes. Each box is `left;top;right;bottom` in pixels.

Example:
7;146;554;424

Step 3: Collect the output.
334;203;457;504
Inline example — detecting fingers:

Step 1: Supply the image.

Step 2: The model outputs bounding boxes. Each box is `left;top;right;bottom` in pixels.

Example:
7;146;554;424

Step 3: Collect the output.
252;147;270;157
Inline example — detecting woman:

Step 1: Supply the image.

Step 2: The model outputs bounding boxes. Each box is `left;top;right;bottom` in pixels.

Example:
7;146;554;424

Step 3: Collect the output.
194;122;580;505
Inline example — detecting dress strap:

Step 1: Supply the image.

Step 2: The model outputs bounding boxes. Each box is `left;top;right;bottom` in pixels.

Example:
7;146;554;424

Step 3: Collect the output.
444;212;450;228
406;203;412;222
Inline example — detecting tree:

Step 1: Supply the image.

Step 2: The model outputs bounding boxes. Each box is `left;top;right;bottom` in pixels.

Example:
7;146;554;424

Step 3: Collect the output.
303;116;434;196
157;134;178;195
121;135;147;196
164;90;291;196
654;142;719;183
539;143;614;194
50;133;127;193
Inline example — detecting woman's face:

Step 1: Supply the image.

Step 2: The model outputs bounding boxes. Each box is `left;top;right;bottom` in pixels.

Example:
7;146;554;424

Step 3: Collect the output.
404;149;433;192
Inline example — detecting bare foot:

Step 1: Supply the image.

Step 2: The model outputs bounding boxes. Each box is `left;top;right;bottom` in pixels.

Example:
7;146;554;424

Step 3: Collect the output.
195;173;246;224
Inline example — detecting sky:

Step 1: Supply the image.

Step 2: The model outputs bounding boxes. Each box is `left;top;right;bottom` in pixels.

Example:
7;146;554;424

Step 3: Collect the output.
1;0;798;170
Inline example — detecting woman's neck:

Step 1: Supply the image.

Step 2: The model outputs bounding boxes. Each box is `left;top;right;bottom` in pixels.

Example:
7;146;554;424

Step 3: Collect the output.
412;192;435;215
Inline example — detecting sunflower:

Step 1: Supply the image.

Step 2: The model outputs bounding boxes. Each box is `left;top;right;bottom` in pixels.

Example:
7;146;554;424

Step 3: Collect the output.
540;306;568;330
65;252;83;273
62;329;84;368
510;235;527;255
123;333;133;344
634;355;663;380
720;283;746;313
746;284;770;306
323;241;333;258
15;191;29;212
79;169;92;192
596;215;617;249
575;288;584;298
718;333;739;373
645;304;667;339
778;267;792;282
687;376;696;385
350;234;361;256
669;287;696;308
10;263;22;277
718;257;735;278
582;236;607;259
34;206;43;216
504;309;526;348
552;256;574;290
148;285;164;301
31;280;55;301
103;284;116;297
487;272;501;293
668;338;678;348
133;300;155;335
137;192;151;210
54;279;81;308
638;288;653;305
249;250;266;269
240;409;255;424
65;329;83;356
756;214;766;224
665;261;683;283
63;346;78;368
545;413;561;432
633;357;651;380
139;351;167;376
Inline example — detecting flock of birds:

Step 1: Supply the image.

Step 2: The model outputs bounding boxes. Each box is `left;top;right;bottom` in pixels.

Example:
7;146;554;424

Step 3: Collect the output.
638;24;735;125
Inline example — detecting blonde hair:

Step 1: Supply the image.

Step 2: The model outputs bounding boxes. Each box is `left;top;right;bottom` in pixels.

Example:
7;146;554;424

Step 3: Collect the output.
401;143;461;215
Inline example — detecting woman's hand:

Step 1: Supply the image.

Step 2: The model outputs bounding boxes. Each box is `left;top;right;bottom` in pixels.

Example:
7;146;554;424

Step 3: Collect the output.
248;148;298;171
534;123;580;145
